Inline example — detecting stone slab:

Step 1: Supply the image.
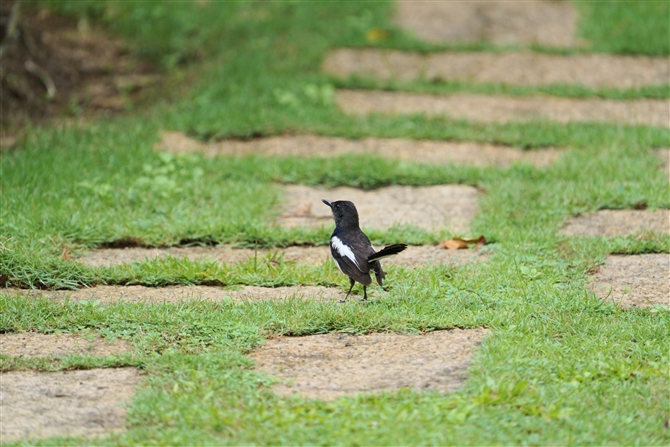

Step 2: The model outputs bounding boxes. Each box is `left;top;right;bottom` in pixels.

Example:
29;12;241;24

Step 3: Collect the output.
282;184;479;233
335;90;670;128
0;333;132;358
324;49;669;89
395;0;580;47
157;131;562;168
78;245;486;269
560;209;669;237
1;368;140;442
251;328;487;400
11;285;346;304
589;254;669;308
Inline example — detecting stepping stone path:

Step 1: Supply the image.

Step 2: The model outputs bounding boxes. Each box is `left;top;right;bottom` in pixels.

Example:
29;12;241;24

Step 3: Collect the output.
328;3;669;128
79;245;486;269
158;131;562;168
6;6;669;443
335;90;669;128
397;2;669;309
560;209;669;237
1;368;141;442
589;254;669;308
282;184;478;233
394;1;580;47
324;49;669;89
78;179;485;273
251;328;487;400
0;333;132;357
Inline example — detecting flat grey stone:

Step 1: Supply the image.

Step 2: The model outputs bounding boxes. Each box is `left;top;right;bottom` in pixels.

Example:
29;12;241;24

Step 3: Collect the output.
0;333;132;358
77;245;487;269
251;329;488;400
560;210;669;237
323;49;669;89
12;285;346;304
589;254;670;308
394;0;580;47
1;368;140;442
281;184;480;233
335;90;670;128
157;131;562;168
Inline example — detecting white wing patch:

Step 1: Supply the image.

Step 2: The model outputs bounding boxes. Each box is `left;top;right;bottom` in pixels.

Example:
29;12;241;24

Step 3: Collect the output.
331;236;360;269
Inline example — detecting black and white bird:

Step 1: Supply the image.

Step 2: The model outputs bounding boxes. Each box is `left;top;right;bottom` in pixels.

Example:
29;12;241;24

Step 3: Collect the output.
322;199;407;301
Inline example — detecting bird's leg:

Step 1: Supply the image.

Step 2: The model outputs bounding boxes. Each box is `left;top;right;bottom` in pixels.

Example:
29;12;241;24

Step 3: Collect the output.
361;285;368;302
341;278;356;302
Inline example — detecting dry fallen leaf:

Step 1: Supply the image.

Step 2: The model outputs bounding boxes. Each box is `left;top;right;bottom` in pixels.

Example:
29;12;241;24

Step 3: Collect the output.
294;202;313;217
366;27;391;43
440;235;486;250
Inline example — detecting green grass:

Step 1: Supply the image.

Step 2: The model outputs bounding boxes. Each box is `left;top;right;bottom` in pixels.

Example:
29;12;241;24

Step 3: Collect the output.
577;1;670;56
2;1;669;445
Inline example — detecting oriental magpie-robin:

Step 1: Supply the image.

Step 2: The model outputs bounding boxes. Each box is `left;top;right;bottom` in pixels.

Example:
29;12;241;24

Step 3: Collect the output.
322;199;407;301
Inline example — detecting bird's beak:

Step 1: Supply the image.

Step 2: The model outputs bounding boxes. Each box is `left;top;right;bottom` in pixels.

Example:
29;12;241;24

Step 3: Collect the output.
322;199;333;208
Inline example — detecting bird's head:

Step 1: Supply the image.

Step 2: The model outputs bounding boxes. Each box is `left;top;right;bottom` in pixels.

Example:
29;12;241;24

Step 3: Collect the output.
322;199;360;228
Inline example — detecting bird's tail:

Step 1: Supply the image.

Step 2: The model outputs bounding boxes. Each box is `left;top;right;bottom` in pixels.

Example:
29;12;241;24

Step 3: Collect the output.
367;244;407;263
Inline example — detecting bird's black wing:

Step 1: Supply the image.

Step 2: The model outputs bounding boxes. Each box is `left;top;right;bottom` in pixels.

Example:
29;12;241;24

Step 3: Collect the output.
330;230;375;285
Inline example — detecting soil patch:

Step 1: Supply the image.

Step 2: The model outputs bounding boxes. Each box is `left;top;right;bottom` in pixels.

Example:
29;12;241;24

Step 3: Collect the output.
394;0;579;47
1;368;140;442
157;131;562;168
282;184;479;233
12;285;347;304
560;209;669;237
323;49;668;89
78;245;487;269
1;4;160;136
251;328;488;400
589;254;669;308
0;333;132;358
335;90;670;128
